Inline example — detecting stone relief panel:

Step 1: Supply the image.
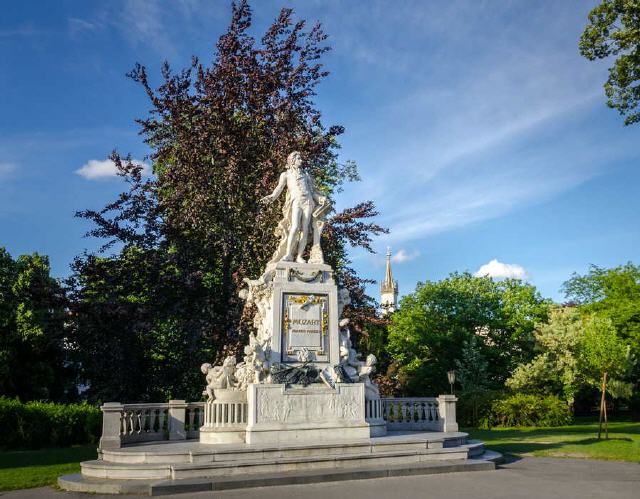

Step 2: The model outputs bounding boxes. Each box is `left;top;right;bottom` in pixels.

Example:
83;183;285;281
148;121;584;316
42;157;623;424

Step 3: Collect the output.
256;387;363;423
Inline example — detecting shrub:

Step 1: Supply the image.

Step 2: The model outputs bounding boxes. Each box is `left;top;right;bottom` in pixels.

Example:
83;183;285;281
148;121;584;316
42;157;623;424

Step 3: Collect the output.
457;390;506;427
480;393;572;428
0;397;102;449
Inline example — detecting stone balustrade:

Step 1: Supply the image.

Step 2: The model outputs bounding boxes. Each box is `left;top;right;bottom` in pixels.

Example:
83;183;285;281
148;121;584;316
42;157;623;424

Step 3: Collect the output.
382;395;458;432
99;400;204;449
202;395;247;429
99;395;456;449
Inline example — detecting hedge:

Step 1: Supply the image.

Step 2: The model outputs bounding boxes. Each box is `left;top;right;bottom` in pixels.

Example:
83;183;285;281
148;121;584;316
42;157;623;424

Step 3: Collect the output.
479;393;572;428
0;397;102;449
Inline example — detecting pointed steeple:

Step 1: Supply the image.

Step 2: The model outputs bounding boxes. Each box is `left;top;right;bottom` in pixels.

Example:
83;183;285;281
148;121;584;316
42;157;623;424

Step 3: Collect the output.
380;247;399;315
381;247;395;293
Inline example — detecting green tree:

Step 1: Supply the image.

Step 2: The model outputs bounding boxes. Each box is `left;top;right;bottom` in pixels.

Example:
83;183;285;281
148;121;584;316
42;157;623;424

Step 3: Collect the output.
580;0;640;125
70;1;386;403
507;306;583;405
387;272;548;395
579;316;630;439
562;263;640;379
0;248;72;401
454;335;490;426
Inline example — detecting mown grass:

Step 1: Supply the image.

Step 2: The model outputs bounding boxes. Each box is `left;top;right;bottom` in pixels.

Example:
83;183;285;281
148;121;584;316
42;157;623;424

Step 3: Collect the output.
466;418;640;463
0;445;97;491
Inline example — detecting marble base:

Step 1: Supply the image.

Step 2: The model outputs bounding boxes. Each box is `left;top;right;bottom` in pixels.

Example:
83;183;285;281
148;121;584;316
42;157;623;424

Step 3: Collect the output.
245;383;371;445
199;427;245;444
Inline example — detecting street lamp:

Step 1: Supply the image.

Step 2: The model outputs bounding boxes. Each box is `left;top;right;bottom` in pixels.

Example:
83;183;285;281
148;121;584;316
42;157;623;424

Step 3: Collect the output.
447;370;456;395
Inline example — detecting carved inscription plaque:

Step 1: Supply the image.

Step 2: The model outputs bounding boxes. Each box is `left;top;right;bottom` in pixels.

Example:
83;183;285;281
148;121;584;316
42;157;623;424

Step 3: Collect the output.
282;293;328;360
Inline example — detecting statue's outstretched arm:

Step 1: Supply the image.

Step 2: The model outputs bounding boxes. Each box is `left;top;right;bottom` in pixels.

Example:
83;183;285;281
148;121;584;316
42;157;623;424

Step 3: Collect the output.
260;172;287;204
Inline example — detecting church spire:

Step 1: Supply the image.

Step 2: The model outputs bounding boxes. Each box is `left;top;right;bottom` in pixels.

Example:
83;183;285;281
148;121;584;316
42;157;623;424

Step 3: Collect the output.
380;247;399;315
381;248;395;292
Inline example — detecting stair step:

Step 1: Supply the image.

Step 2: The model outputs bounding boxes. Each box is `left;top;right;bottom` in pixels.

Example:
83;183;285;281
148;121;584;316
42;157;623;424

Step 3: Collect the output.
61;458;495;496
83;446;471;480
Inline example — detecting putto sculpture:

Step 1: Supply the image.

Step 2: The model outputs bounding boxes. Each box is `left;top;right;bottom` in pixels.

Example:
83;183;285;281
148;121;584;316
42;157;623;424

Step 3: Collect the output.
260;151;331;264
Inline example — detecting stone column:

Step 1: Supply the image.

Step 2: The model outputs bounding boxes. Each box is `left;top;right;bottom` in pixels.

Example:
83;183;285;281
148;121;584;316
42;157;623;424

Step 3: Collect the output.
99;402;124;450
168;400;188;441
437;394;459;432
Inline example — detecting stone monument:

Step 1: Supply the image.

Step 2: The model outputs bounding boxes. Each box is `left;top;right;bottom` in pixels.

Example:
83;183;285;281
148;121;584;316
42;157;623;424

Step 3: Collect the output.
199;151;386;444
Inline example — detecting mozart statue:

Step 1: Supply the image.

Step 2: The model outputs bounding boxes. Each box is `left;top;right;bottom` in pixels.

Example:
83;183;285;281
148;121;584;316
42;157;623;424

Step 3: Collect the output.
260;151;331;264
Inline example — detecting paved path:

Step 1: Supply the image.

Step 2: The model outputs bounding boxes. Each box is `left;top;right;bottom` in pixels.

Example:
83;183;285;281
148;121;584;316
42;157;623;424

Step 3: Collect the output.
2;457;638;499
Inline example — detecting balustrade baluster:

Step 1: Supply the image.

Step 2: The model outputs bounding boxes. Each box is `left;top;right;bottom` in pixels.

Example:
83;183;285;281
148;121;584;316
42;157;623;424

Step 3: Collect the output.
158;409;165;434
127;411;134;435
189;408;196;430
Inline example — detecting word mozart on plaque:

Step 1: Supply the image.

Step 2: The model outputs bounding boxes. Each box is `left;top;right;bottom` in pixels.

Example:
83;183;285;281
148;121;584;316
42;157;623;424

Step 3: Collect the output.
282;293;329;363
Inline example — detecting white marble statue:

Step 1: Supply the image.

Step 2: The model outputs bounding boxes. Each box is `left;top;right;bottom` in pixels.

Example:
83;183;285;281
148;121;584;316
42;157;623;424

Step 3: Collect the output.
201;356;238;401
260;151;331;264
337;287;351;319
357;354;380;399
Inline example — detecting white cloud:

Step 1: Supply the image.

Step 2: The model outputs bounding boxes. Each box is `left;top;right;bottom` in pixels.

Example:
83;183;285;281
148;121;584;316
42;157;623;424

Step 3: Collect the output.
68;17;101;35
475;259;527;280
75;158;149;180
391;249;420;264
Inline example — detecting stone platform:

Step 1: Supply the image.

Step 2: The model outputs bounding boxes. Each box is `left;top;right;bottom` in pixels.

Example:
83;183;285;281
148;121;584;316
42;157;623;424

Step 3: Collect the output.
59;431;500;495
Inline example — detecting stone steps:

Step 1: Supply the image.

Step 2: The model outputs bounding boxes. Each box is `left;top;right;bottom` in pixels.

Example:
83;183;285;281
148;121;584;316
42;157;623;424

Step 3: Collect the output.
83;445;471;480
100;433;462;465
61;457;497;496
463;439;486;458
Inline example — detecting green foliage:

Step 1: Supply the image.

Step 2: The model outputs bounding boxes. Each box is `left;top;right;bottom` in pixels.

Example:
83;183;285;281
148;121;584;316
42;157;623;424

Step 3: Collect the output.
580;1;640;125
455;335;490;393
387;272;548;395
68;248;212;402
0;398;101;449
454;336;493;426
480;393;572;429
0;248;74;402
507;306;583;403
563;263;640;376
579;315;630;385
457;390;504;428
507;305;633;410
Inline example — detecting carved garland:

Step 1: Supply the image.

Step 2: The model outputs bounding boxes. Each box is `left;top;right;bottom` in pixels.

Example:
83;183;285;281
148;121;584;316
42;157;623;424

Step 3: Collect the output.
288;269;324;283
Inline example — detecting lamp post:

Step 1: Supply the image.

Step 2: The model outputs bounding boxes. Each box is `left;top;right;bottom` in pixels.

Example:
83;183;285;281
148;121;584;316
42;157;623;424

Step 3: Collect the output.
447;370;456;395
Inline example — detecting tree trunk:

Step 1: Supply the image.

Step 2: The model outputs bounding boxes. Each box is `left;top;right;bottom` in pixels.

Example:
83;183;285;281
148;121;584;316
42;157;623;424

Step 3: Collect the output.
603;371;609;440
598;371;607;440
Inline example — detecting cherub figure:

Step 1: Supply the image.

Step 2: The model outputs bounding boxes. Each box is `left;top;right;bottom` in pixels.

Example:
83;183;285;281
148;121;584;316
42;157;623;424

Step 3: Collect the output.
357;354;380;399
201;355;238;401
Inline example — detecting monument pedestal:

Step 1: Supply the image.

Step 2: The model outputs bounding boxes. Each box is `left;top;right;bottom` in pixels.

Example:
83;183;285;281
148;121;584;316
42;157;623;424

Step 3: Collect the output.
245;383;372;445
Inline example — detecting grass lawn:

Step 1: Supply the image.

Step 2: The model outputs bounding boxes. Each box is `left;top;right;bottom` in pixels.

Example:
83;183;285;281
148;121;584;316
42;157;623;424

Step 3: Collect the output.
0;445;97;491
467;418;640;463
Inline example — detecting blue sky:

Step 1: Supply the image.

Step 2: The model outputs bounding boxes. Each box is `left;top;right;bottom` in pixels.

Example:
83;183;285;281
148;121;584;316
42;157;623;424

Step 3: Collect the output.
0;0;638;302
